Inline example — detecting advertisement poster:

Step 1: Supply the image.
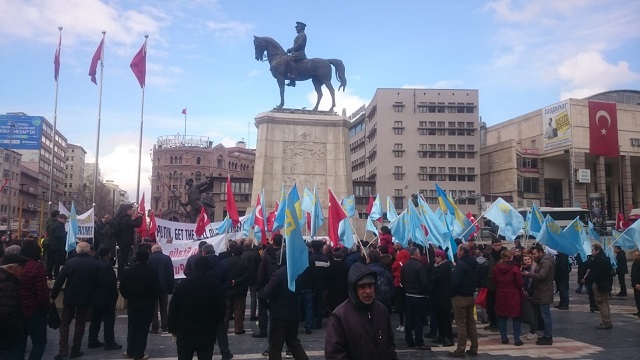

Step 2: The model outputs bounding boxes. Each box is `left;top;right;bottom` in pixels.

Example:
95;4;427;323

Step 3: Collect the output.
542;100;572;152
0;115;43;150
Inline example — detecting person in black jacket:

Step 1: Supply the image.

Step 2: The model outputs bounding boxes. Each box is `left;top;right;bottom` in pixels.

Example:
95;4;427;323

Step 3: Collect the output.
400;246;430;350
45;212;67;279
113;203;144;280
309;240;330;331
584;244;613;329
203;244;233;360
263;249;309;360
554;252;570;310
148;244;175;334
613;246;628;296
50;242;99;360
168;256;225;360
631;251;640;316
254;235;282;341
241;240;261;321
324;262;399;360
366;249;395;315
430;249;454;347
183;241;208;278
88;247;122;350
450;244;479;357
119;249;161;360
0;253;28;358
223;245;249;335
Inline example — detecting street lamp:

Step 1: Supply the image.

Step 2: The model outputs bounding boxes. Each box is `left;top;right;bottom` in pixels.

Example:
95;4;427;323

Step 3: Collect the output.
39;191;47;238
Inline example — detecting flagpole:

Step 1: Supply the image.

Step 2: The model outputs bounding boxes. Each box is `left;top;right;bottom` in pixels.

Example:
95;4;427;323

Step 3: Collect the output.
459;201;498;241
93;31;106;209
183;107;187;139
135;35;148;204
49;26;62;212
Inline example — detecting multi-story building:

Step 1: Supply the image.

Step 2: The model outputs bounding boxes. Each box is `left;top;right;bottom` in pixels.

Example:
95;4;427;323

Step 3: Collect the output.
151;135;255;222
0;149;22;234
0;113;67;210
349;88;481;218
18;166;43;234
104;180;129;213
480;90;640;225
62;143;87;208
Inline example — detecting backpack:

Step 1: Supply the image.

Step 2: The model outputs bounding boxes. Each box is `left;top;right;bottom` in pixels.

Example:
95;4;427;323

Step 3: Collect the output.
374;270;393;307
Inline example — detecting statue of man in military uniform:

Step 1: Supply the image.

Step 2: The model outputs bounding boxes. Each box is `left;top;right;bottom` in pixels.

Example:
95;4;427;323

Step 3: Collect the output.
286;21;307;87
182;178;215;223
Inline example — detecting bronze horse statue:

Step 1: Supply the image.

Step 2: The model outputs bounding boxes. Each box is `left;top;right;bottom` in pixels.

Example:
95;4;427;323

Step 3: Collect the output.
253;36;347;112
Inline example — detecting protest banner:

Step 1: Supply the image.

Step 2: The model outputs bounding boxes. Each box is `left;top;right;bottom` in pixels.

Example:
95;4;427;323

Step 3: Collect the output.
58;203;94;239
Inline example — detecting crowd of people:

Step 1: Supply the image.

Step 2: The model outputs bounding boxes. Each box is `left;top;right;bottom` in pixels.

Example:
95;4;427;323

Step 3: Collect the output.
1;207;639;360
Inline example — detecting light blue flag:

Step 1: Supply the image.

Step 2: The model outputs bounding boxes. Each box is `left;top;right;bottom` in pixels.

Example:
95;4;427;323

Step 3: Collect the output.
289;184;305;227
284;186;309;291
527;204;544;238
579;221;592;260
538;215;577;256
369;194;383;222
588;220;601;243
301;187;314;214
310;184;324;237
366;217;378;236
616;217;640;250
484;198;525;241
242;207;256;236
65;202;78;253
389;210;410;248
612;230;638;251
253;225;262;245
341;195;356;218
338;218;355;249
563;217;588;260
272;184;287;232
604;237;618;269
387;196;398;223
408;200;427;246
418;195;450;251
216;216;231;234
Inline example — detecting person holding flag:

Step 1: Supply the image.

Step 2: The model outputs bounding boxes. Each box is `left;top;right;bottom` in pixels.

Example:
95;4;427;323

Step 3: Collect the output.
113;204;143;280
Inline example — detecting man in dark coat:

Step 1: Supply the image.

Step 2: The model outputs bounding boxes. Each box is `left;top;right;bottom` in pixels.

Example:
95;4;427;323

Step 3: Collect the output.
241;240;261;321
88;247;122;350
584;244;613;329
485;238;506;332
325;262;399;360
631;251;640;317
309;240;330;331
254;235;282;340
119;249;161;360
325;248;348;313
366;249;395;315
401;246;430;350
203;244;233;360
523;244;555;346
148;244;175;334
183;241;208;278
0;253;28;358
450;244;479;357
223;245;249;334
554;252;570;309
50;242;99;360
429;249;454;347
613;246;628;296
113;204;144;280
168;256;225;360
45;212;67;280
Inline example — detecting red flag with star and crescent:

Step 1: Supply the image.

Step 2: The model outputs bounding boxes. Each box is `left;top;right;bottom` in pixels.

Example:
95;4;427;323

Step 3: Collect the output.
195;206;210;237
254;193;268;245
589;101;619;157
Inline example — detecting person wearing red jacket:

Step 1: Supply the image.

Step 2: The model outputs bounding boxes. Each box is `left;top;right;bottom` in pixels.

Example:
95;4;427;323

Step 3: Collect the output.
493;249;524;346
391;250;410;332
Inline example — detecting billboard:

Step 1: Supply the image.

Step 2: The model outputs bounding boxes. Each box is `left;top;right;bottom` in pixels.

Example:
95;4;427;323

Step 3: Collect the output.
542;100;571;152
0;114;43;150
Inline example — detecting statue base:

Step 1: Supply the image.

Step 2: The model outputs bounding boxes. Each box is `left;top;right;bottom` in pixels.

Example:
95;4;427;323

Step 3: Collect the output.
251;110;353;236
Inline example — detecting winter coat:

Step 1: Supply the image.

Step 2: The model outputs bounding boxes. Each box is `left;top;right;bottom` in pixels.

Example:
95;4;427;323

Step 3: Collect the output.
367;262;395;309
401;258;429;296
262;264;299;320
0;268;23;350
167;272;225;347
587;251;613;293
310;252;330;294
48;220;67;251
554;253;571;283
379;233;393;251
451;254;478;297
475;256;489;288
93;258;118;306
51;253;99;307
429;260;453;311
241;247;261;286
576;253;588;284
486;247;506;291
148;251;175;294
113;214;143;248
631;259;640;289
224;255;249;295
493;261;524;318
529;255;555;305
119;262;161;308
326;256;349;312
256;245;279;291
615;250;628;275
205;254;229;289
324;263;399;360
392;250;410;288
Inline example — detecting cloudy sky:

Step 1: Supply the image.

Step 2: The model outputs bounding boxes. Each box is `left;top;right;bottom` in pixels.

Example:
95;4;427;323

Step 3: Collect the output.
0;0;638;203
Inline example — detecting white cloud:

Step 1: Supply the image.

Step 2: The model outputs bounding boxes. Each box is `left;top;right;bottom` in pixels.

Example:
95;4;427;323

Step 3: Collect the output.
247;70;261;77
205;20;254;39
402;80;465;89
304;89;367;115
557;51;640;100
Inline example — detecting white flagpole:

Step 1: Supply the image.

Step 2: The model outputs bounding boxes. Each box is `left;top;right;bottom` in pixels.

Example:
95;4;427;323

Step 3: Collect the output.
93;31;106;208
49;26;62;212
135;35;148;203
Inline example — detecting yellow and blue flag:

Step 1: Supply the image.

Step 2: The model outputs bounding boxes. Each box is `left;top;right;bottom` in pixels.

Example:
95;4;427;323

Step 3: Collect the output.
615;217;640;250
284;184;309;291
216;216;231;234
65;201;78;253
387;196;398;222
484;198;525;241
366;217;378;236
563;217;588;260
408;200;427;246
526;204;544;238
310;184;324;237
369;194;383;222
272;183;287;232
389;209;410;247
341;195;356;218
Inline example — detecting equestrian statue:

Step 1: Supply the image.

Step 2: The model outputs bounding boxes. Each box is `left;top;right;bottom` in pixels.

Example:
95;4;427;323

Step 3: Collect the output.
253;21;347;112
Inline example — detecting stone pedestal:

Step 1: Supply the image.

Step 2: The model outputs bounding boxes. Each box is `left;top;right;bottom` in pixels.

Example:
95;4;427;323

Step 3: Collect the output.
252;110;353;235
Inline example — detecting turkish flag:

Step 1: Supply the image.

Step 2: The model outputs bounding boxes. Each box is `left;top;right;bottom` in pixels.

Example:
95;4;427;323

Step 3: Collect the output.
267;201;278;233
136;193;148;238
195;206;210;237
327;189;347;248
254;193;268;245
366;195;374;214
130;39;147;88
616;212;630;231
226;176;240;226
466;211;480;238
589;101;619;157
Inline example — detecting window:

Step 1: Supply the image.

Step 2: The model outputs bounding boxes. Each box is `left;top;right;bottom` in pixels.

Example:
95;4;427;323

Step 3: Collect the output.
437;121;445;128
436;103;445;113
437;144;445;151
419;166;428;173
466;144;474;151
428;121;436;127
393;143;404;157
466;103;475;113
418;103;428;113
393;166;404;180
466;122;474;128
449;167;456;174
419;144;428;150
394;143;403;150
467;167;475;174
196;157;201;165
393;102;404;112
419;121;428;128
457;144;465;151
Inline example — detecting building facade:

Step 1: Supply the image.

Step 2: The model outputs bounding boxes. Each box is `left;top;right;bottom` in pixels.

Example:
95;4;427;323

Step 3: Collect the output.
1;149;22;234
349;88;482;218
151;136;255;222
62;143;87;208
481;90;640;223
104;180;129;213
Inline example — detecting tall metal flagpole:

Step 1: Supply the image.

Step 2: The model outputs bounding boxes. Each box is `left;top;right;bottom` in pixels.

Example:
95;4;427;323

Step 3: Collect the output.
135;35;148;205
49;26;62;212
93;31;106;208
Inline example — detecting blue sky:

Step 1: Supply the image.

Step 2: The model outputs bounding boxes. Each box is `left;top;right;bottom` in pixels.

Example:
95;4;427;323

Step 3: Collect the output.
1;0;638;201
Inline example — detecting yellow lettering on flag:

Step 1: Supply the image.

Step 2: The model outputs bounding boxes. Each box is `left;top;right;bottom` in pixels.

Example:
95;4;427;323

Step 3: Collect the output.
548;221;562;234
284;209;296;237
498;203;511;215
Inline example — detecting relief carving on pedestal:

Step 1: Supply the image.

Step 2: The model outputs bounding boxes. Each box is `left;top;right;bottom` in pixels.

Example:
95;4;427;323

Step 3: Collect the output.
282;141;327;175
